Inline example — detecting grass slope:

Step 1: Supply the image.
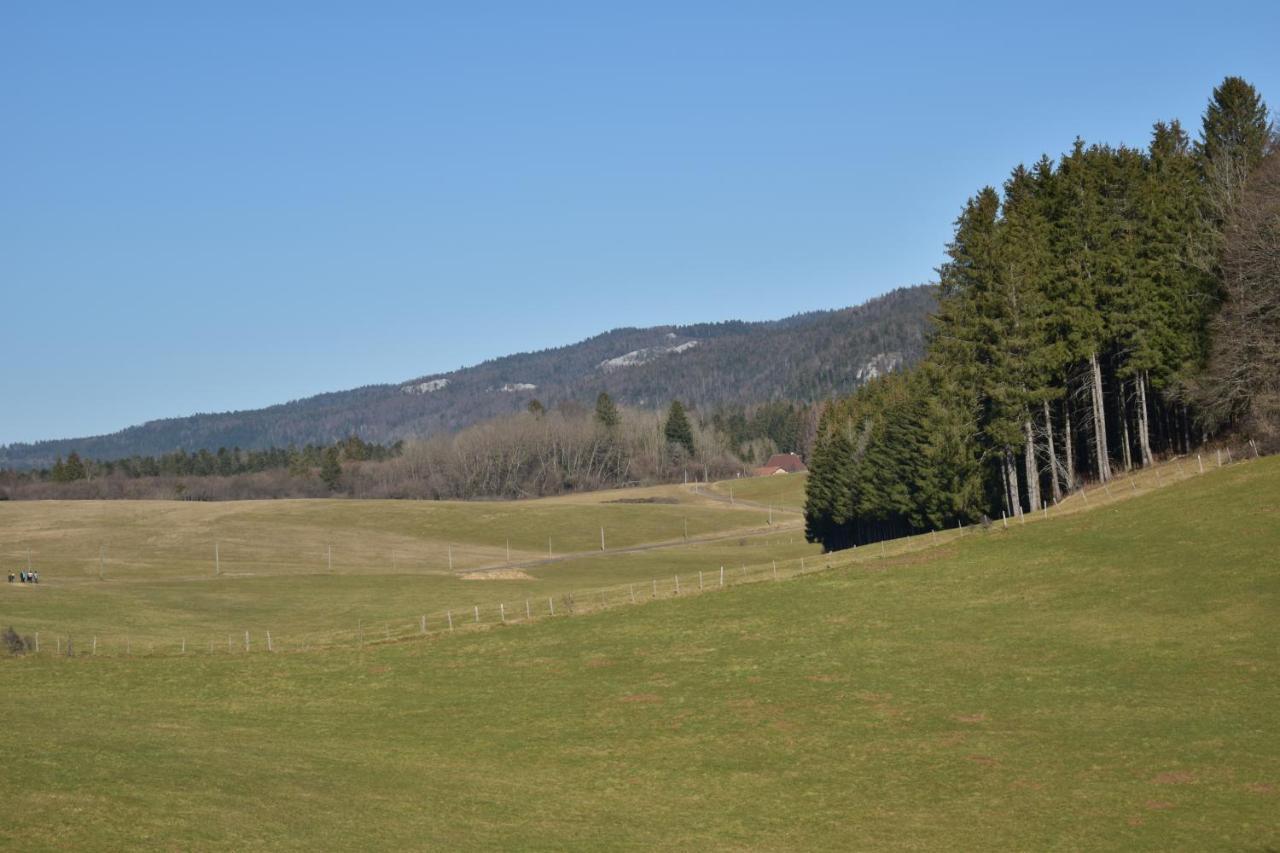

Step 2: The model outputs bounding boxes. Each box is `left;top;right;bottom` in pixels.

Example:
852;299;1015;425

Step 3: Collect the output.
708;471;808;510
1;458;1277;849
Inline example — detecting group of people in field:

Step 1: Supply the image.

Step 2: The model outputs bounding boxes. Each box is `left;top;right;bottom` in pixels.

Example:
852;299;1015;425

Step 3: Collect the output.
7;571;39;583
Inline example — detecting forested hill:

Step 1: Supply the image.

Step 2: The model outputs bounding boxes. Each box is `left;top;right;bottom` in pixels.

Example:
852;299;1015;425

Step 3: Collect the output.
2;286;935;469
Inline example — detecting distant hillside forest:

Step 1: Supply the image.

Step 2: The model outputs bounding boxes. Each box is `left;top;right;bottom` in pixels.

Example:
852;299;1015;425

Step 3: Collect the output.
0;287;934;471
805;77;1279;550
0;399;815;500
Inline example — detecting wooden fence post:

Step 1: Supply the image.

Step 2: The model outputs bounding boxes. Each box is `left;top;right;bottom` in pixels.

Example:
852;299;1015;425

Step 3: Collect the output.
500;603;505;623
244;631;250;652
699;571;704;591
526;600;532;619
720;566;725;587
420;615;426;634
674;575;680;594
772;560;778;581
473;605;479;623
267;631;273;652
447;610;454;631
629;584;636;604
548;597;555;616
1197;454;1204;474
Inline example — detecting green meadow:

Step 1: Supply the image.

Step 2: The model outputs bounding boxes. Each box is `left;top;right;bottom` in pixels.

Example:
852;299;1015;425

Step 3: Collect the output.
1;458;1277;849
708;470;808;510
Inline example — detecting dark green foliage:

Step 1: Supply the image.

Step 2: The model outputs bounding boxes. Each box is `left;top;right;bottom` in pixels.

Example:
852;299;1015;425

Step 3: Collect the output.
527;399;545;416
806;77;1270;551
594;392;620;429
664;401;695;457
319;447;342;491
1197;76;1272;177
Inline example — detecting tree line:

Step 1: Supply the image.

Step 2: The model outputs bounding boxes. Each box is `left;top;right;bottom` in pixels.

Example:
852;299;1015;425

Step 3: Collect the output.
805;77;1277;550
0;395;787;501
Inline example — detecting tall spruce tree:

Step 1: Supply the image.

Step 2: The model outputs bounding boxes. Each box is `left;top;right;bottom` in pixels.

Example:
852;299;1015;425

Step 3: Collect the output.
664;401;696;457
594;392;621;429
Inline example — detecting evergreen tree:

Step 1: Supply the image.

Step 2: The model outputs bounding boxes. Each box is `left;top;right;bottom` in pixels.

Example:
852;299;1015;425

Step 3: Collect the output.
1197;76;1272;177
594;392;621;429
63;452;86;482
663;401;696;456
527;399;545;416
319;447;342;490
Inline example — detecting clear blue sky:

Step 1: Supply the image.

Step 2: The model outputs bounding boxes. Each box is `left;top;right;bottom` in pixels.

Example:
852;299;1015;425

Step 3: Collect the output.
4;1;1277;445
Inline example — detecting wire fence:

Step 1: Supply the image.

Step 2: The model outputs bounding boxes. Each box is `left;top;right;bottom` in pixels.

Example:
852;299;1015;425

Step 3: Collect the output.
2;446;1262;660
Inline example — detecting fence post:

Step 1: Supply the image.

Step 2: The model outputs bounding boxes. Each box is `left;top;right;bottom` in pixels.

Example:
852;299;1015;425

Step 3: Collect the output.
600;527;606;551
801;556;806;572
181;638;186;654
267;631;273;653
92;636;97;655
421;615;426;634
548;597;554;616
629;584;636;604
474;605;479;623
1227;448;1232;464
500;603;505;623
244;631;250;652
720;566;725;587
674;575;680;594
772;560;778;580
699;571;704;591
447;610;454;631
1250;439;1260;458
1217;448;1222;467
1197;454;1204;474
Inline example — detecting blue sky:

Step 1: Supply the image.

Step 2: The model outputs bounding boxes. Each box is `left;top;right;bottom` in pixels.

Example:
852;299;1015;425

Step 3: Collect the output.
3;1;1277;445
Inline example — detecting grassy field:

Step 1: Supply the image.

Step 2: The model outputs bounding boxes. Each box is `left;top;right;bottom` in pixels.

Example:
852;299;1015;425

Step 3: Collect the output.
708;471;808;510
0;482;814;647
1;457;1277;849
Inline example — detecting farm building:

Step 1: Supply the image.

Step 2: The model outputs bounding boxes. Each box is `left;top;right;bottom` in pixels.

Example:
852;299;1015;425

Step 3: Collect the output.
751;452;807;477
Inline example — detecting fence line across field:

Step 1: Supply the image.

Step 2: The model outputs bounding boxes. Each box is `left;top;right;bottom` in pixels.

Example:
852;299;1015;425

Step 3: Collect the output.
0;516;808;584
3;449;1252;659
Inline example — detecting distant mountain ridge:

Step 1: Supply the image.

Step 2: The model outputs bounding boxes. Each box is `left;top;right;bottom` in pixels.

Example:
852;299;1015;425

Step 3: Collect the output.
1;285;936;469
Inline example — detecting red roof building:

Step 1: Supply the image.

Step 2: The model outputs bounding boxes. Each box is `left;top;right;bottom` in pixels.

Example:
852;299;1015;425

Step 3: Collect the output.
757;452;807;475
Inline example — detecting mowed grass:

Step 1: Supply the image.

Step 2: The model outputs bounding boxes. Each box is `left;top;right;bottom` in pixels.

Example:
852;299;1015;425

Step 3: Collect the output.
709;471;808;510
2;458;1278;849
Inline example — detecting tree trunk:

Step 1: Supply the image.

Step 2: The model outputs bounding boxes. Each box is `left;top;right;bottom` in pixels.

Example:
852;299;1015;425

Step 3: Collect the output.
1136;372;1154;467
1064;403;1076;491
1023;418;1041;512
1089;352;1112;482
1004;449;1023;518
1120;384;1133;472
1044;399;1062;503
